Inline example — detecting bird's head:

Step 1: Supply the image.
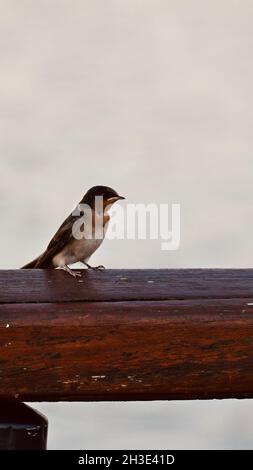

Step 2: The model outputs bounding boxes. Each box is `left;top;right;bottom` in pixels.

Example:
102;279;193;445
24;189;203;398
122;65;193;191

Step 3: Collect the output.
81;185;125;209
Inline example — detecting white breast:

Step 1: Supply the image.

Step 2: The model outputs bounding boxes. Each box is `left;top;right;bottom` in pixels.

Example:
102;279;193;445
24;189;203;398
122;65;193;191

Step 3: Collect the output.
52;237;103;268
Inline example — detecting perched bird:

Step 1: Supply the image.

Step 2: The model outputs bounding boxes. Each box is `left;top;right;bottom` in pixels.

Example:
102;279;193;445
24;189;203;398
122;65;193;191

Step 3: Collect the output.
22;186;125;277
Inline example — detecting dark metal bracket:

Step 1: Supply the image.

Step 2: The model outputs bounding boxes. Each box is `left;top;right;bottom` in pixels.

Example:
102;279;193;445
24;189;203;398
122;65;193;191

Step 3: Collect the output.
0;402;48;450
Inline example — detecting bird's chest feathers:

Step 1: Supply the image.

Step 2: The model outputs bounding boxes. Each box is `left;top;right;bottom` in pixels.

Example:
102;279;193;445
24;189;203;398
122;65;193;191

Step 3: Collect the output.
74;237;103;258
53;212;109;267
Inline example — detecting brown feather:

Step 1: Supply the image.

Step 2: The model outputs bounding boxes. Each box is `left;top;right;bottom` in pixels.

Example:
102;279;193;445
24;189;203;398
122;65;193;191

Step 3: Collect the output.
34;214;79;268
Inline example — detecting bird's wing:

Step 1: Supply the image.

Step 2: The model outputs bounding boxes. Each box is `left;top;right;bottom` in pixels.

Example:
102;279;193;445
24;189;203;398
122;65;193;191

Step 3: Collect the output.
35;212;80;268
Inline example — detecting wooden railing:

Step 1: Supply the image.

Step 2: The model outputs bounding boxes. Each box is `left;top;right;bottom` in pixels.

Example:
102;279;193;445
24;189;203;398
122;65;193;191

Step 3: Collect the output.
1;268;253;448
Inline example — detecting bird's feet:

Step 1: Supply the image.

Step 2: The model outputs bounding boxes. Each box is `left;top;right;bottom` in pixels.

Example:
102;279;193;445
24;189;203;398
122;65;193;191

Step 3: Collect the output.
58;265;82;278
93;265;105;271
83;262;105;271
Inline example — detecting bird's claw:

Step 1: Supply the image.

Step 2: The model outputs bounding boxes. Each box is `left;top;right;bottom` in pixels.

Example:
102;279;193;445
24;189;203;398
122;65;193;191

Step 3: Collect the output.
83;262;105;271
59;266;82;278
94;265;105;271
71;270;82;278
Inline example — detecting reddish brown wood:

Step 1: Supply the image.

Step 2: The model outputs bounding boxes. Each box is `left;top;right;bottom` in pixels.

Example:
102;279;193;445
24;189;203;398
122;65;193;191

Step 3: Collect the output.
0;269;253;401
1;269;253;303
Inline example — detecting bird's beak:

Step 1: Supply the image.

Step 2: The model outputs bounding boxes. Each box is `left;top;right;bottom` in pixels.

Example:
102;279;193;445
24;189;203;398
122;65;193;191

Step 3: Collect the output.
107;195;125;203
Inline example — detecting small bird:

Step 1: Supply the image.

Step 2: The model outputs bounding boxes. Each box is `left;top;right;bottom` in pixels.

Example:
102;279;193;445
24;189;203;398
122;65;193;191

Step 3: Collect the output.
22;186;125;277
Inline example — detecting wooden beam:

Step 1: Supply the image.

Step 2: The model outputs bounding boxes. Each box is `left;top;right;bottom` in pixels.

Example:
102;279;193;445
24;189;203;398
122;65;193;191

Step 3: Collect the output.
0;269;253;401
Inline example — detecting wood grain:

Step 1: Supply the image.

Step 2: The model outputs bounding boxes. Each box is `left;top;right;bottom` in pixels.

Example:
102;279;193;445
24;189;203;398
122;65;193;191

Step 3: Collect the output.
0;268;253;401
1;269;253;303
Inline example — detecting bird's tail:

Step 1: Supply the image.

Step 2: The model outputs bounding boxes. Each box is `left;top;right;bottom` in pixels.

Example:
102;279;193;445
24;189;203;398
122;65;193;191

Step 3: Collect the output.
21;256;41;269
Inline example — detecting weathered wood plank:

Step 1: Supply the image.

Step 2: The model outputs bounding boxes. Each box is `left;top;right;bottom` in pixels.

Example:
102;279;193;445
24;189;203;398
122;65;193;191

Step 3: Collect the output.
1;269;253;303
0;296;253;401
